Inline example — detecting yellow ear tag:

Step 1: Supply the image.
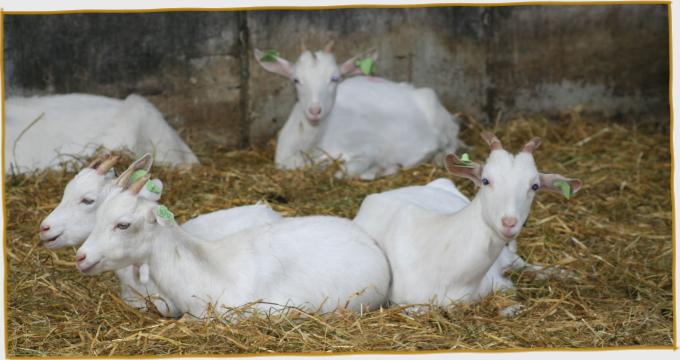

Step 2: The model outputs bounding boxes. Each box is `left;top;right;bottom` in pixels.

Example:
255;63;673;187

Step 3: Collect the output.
130;169;148;182
355;58;375;75
553;180;572;199
145;180;161;194
457;153;474;168
260;49;279;62
156;205;175;224
132;169;161;195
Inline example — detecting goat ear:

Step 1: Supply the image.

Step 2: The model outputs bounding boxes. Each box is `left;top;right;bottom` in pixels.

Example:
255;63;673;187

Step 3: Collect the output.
115;153;153;188
254;49;294;79
539;173;582;199
444;154;482;186
340;48;379;76
146;205;175;227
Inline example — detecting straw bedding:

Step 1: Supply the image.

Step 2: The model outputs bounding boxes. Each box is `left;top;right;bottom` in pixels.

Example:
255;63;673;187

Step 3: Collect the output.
5;112;673;355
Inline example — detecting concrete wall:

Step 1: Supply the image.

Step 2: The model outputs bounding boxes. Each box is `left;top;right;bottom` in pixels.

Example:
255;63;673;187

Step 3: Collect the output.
4;12;246;147
3;5;669;149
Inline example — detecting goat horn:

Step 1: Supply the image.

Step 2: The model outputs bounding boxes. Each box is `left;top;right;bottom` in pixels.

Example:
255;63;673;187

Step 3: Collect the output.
323;40;335;53
481;131;503;151
88;154;107;169
128;175;149;195
115;153;152;188
115;168;132;188
96;155;120;175
521;137;542;154
300;39;307;52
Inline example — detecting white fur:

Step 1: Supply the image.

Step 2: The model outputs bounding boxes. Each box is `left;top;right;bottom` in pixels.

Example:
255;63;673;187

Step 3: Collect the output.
40;168;117;249
353;177;532;296
354;144;578;306
115;203;283;317
40;158;282;317
255;47;459;180
76;188;390;317
5;93;199;174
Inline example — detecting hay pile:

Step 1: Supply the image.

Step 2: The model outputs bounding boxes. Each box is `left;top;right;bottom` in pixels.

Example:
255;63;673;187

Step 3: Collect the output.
5;113;673;355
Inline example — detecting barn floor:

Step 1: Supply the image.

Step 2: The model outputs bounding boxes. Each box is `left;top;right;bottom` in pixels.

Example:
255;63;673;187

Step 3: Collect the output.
4;113;674;355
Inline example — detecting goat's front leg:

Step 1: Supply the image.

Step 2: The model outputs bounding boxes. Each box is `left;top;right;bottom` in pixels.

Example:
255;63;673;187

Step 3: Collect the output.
500;242;577;280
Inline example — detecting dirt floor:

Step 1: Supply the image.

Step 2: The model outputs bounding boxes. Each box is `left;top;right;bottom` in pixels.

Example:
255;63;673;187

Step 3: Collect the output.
4;113;674;355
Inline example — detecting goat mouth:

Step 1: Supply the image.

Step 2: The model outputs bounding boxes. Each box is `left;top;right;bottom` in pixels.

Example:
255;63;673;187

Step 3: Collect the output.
306;115;322;125
42;234;63;247
77;260;101;274
500;227;519;239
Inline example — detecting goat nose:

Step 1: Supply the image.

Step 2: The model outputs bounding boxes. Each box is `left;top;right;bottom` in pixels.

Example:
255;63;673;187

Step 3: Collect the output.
40;224;50;232
75;253;86;264
308;106;321;115
502;216;517;228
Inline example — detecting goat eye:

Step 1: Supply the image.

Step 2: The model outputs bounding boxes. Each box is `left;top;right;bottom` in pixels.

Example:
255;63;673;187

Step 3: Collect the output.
481;178;490;186
531;183;540;191
330;75;340;83
81;198;95;205
116;223;130;230
293;78;300;85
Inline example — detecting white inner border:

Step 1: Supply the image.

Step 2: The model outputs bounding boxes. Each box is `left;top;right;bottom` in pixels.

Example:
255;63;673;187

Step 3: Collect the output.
0;1;677;360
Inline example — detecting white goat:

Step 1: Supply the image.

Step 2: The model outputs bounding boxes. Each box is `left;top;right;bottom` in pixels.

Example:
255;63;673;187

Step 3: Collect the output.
5;93;199;174
255;41;460;180
75;174;390;317
354;132;582;306
40;154;282;317
357;177;545;294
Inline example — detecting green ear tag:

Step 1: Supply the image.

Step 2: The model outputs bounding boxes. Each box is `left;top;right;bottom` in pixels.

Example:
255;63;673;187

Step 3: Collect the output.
145;180;161;194
553;180;572;199
156;205;175;224
259;49;279;62
355;58;375;75
130;169;148;183
457;153;474;167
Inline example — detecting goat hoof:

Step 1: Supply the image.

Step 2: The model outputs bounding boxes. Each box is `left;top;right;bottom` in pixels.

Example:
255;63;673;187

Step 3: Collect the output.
498;304;523;318
402;305;431;316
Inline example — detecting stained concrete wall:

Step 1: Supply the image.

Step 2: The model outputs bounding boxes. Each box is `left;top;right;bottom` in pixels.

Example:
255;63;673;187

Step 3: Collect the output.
246;7;489;144
3;5;669;149
4;12;245;147
486;6;670;120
